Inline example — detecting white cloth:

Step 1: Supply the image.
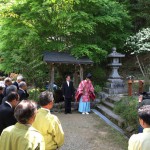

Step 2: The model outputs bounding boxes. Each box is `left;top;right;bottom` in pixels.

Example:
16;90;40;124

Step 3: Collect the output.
5;101;12;108
67;81;69;87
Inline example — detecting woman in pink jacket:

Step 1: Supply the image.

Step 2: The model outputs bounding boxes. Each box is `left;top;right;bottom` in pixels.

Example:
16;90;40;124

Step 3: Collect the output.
76;73;95;114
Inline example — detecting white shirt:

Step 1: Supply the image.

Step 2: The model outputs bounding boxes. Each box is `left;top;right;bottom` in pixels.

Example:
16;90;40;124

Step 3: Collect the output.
19;88;25;93
67;81;69;86
5;101;12;108
41;107;50;112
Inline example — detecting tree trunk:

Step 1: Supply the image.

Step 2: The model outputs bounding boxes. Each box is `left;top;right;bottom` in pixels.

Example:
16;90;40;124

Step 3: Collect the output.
136;55;145;77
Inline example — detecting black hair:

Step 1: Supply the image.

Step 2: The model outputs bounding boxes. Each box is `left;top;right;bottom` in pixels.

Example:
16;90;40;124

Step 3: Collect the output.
38;91;54;106
138;105;150;126
65;75;70;79
7;92;19;102
86;73;92;79
0;86;3;91
14;100;37;124
142;92;150;100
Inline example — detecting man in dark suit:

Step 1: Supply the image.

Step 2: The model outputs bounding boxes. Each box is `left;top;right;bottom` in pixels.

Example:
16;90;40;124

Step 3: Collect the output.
3;77;12;96
13;75;24;90
18;81;29;101
0;92;19;134
62;75;74;114
2;85;17;104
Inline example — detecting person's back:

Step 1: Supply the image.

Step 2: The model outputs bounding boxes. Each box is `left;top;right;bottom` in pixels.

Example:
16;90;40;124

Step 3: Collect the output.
0;123;44;150
0;100;45;150
33;108;64;150
0;92;18;134
128;105;150;150
129;128;150;150
32;91;64;150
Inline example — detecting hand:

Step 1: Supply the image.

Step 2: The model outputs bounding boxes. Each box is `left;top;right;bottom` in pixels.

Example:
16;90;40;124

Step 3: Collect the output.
138;95;143;102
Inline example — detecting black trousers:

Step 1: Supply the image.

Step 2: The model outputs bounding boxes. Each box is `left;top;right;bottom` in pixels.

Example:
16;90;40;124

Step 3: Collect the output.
65;98;72;113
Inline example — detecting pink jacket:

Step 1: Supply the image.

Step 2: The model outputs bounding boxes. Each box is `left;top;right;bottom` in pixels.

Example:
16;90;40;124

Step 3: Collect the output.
76;79;94;102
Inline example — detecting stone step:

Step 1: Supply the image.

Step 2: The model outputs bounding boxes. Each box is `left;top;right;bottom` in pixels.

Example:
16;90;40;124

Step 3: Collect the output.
96;104;125;127
101;101;114;110
106;96;122;103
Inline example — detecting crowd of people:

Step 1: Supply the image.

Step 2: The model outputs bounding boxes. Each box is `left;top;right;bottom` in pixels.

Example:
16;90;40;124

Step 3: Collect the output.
0;75;65;150
1;73;150;150
0;73;95;150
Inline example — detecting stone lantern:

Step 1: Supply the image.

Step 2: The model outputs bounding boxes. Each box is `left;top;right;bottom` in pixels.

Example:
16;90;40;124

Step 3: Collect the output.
105;47;125;94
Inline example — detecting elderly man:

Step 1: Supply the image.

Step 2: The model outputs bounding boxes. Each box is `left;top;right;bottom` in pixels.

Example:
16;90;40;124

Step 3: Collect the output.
0;92;19;134
2;85;17;104
128;105;150;150
18;81;29;100
0;100;45;150
13;75;24;90
3;77;12;96
33;91;64;150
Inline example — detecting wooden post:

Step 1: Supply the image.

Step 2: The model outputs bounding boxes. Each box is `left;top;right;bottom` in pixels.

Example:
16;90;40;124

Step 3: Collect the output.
139;80;144;94
74;65;78;88
79;65;83;81
49;63;55;92
128;79;132;96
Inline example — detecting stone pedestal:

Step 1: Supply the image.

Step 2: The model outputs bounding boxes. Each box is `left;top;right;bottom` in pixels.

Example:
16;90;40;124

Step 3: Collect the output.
104;48;126;94
104;79;125;94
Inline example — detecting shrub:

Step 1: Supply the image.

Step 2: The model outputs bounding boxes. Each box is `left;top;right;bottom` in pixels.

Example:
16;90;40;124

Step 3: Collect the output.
86;65;107;87
94;85;102;95
114;96;139;129
28;88;41;102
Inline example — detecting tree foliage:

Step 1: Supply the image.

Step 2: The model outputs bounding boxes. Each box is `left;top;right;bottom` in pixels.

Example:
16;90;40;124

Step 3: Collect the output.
125;28;150;79
0;0;131;83
126;28;150;54
118;0;150;32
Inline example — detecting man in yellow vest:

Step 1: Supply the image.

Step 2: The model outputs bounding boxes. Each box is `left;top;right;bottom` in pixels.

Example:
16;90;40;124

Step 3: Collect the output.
33;91;64;150
0;100;45;150
128;105;150;150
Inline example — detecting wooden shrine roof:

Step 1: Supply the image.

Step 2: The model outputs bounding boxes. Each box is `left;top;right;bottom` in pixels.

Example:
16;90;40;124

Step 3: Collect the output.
43;52;93;65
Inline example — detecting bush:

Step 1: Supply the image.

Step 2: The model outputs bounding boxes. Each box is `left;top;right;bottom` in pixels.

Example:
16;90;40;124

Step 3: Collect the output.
114;96;139;129
86;65;107;86
28;88;41;102
94;85;102;95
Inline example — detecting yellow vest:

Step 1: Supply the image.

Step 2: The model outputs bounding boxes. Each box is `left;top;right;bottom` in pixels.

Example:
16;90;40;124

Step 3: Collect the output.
33;108;64;150
0;122;45;150
128;128;150;150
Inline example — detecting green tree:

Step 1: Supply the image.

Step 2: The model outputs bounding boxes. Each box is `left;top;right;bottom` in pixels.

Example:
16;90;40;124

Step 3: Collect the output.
0;0;131;83
125;28;150;86
117;0;150;32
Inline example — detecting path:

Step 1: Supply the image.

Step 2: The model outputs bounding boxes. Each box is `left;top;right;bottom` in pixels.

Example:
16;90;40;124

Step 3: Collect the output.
54;111;128;150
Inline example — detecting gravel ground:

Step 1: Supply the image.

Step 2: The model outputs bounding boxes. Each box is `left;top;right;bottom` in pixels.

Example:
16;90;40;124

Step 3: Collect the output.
54;111;128;150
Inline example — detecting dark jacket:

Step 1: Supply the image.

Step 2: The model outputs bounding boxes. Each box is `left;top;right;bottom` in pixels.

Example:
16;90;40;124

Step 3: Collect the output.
18;89;29;101
0;102;17;134
0;94;4;105
62;81;74;98
138;99;150;108
13;81;19;90
3;86;7;97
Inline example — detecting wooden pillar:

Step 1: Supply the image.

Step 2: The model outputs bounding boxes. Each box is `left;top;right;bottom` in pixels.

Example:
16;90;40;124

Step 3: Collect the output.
128;79;132;96
74;65;79;88
49;63;55;91
79;65;83;81
139;80;144;94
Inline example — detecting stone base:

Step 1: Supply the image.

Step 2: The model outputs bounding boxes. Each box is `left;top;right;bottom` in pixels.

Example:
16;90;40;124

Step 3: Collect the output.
104;79;127;94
